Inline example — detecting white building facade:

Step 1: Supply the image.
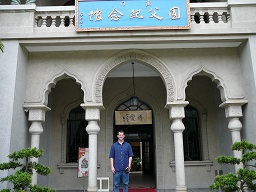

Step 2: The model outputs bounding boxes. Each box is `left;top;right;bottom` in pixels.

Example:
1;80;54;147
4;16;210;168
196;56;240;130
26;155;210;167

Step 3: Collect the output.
1;0;256;191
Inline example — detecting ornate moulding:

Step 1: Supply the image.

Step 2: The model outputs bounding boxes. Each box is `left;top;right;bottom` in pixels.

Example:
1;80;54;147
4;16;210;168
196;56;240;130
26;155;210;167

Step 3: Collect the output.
25;70;91;105
93;49;175;105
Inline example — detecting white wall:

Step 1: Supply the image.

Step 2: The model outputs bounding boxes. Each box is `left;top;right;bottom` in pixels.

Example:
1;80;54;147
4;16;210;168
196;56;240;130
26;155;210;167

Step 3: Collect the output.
9;45;29;153
38;92;53;187
0;40;29;189
25;47;245;190
239;36;256;144
48;79;85;190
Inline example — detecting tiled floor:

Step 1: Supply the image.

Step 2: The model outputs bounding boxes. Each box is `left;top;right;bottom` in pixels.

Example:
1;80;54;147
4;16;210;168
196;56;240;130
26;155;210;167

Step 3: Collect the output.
129;172;211;192
58;172;211;191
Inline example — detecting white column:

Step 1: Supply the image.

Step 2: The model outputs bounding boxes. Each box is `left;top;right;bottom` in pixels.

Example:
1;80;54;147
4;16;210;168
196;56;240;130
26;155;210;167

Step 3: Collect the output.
24;104;51;185
220;100;247;171
166;101;189;192
81;103;104;192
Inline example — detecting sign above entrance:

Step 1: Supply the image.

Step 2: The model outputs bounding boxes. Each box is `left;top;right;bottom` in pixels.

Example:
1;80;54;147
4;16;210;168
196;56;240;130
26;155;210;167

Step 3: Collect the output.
75;0;190;31
115;110;152;125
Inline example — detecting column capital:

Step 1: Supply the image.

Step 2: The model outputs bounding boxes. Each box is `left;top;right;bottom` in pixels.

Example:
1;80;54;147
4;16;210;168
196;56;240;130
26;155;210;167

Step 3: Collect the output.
81;103;104;121
219;100;247;118
171;119;185;132
23;104;51;122
29;122;43;135
80;103;104;110
165;101;189;119
228;118;242;132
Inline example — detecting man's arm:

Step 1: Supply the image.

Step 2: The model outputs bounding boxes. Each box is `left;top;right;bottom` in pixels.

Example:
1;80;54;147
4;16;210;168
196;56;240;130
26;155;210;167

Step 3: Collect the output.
110;157;115;173
128;156;132;171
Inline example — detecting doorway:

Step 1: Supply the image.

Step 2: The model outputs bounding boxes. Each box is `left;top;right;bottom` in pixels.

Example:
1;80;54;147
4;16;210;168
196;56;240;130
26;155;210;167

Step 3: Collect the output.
114;112;156;188
114;124;154;174
114;124;155;188
113;98;156;188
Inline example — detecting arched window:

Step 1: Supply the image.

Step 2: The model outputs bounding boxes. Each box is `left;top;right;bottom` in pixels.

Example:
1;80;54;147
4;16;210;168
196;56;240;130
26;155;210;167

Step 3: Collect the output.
183;105;201;161
116;99;150;111
66;106;88;163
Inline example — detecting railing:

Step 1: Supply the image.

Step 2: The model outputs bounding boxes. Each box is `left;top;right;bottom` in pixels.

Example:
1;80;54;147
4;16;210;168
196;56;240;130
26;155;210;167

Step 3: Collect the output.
35;6;75;28
34;3;230;29
190;3;231;28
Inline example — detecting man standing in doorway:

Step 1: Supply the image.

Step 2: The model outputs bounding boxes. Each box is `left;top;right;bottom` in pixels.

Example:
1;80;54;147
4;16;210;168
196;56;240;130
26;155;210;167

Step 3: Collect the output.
109;130;134;192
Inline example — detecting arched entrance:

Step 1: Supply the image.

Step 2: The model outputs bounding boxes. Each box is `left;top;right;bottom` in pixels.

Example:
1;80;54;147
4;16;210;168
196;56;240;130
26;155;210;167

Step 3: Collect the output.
101;53;170;189
113;98;156;188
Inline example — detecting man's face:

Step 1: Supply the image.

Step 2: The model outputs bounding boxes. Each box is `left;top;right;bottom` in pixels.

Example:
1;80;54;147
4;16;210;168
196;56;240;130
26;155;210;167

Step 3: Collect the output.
117;132;125;141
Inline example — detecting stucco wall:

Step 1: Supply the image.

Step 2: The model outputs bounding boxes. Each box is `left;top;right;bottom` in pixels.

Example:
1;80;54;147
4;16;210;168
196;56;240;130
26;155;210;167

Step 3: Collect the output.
38;94;53;187
9;45;29;153
41;76;230;190
103;77;171;189
25;50;120;105
185;76;230;187
145;48;244;101
25;47;244;190
47;79;84;190
0;40;29;190
26;48;244;105
239;36;256;144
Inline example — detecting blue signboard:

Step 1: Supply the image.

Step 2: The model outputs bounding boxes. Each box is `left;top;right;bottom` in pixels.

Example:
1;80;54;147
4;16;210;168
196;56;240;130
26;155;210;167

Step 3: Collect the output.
75;0;190;31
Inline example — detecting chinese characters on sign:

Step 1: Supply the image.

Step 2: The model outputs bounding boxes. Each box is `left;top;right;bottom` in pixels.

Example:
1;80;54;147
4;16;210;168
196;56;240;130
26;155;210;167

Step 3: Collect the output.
76;0;190;31
89;8;102;21
115;110;152;125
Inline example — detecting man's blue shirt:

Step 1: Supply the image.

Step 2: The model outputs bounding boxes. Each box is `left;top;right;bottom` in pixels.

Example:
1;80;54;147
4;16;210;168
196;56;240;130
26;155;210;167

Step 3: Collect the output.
109;141;134;172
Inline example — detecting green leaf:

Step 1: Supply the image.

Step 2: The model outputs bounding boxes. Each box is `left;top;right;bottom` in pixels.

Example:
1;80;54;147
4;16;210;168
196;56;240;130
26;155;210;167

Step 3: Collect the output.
11;0;21;4
8;148;43;161
0;189;11;192
210;173;239;192
32;162;51;176
30;184;55;192
242;151;256;163
1;171;31;190
25;0;36;4
0;147;54;191
232;140;256;151
0;161;22;170
211;140;256;191
0;40;4;53
216;155;240;165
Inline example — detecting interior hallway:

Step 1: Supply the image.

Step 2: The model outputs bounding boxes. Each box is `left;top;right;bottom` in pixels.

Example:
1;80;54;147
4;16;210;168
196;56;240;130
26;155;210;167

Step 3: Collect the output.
129;172;155;188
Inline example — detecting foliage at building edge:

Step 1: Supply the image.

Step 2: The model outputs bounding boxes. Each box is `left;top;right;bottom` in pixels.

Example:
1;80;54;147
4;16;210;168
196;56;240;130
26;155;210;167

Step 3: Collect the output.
210;140;256;192
0;147;55;192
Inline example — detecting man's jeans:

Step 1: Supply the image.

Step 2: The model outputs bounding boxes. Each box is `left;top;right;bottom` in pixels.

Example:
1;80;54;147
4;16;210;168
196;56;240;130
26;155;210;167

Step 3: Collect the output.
113;171;129;192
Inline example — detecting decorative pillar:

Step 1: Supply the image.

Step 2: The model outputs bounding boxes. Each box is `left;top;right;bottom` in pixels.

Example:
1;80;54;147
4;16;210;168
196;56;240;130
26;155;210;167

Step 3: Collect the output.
23;104;51;185
166;101;189;192
220;100;247;171
81;103;104;192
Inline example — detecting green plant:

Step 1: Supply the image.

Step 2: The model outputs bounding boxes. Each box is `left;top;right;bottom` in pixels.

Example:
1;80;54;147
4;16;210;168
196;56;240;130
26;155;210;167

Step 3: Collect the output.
0;40;4;53
132;157;141;171
0;147;55;192
11;0;36;5
210;140;256;192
